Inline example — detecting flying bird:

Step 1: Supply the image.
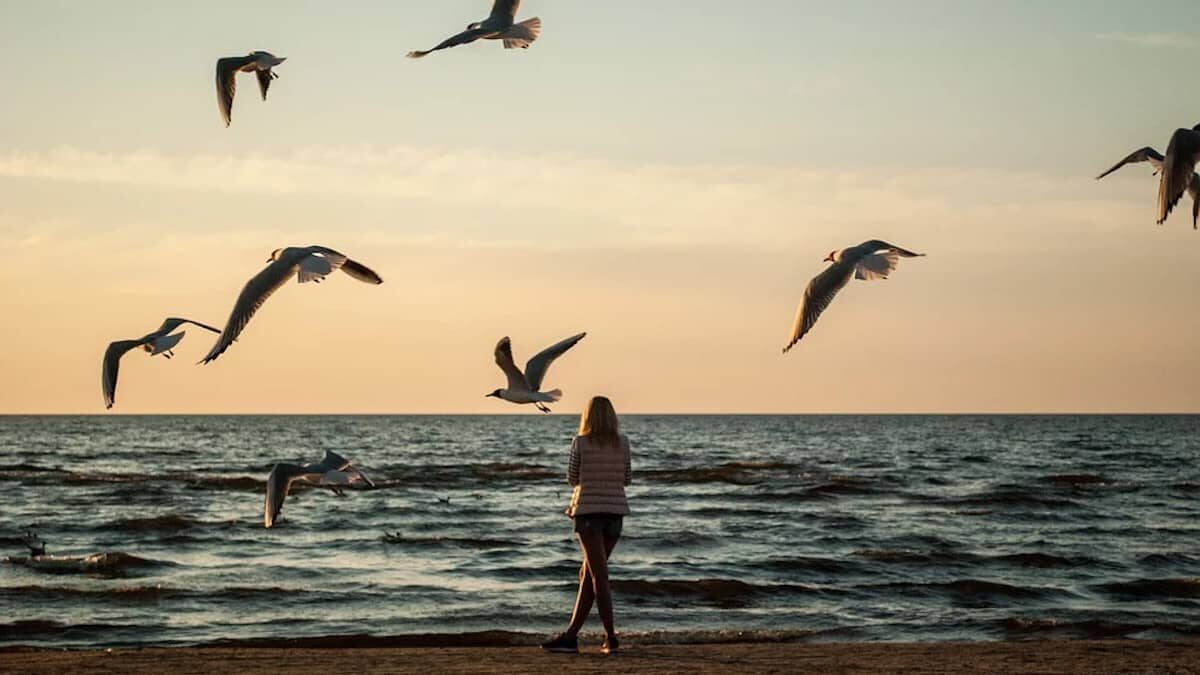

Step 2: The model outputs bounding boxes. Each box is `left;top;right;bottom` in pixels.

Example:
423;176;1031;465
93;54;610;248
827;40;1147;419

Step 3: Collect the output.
487;332;585;413
1096;145;1200;228
407;0;541;59
264;451;374;528
199;246;383;364
102;317;221;408
1156;124;1200;227
216;51;287;127
782;241;924;353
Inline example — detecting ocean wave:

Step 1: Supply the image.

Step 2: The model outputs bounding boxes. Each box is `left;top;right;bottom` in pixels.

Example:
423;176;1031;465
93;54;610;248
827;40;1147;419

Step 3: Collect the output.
638;461;797;485
851;549;969;566
1095;578;1200;599
1002;617;1200;639
990;552;1096;568
612;578;824;607
110;515;198;533
379;533;519;549
3;552;172;576
925;489;1080;509
1138;553;1199;567
1042;474;1113;487
867;579;1074;601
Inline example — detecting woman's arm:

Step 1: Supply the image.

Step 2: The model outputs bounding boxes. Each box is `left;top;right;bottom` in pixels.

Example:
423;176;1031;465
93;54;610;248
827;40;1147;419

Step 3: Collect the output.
567;437;581;487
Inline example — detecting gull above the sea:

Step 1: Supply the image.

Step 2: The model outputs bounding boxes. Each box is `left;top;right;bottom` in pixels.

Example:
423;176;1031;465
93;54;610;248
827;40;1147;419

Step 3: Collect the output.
1096;144;1200;228
407;0;541;59
264;451;374;528
783;240;924;353
216;51;287;127
1156;124;1200;228
487;332;585;413
199;246;383;364
102;317;221;409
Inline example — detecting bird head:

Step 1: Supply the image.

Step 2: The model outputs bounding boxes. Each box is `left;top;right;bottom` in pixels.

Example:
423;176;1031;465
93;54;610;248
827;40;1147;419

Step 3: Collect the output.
485;389;502;398
1193;123;1200;131
266;248;283;263
823;250;839;263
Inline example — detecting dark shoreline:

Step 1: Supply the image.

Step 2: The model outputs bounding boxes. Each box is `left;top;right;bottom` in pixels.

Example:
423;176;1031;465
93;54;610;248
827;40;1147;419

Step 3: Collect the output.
3;640;1200;674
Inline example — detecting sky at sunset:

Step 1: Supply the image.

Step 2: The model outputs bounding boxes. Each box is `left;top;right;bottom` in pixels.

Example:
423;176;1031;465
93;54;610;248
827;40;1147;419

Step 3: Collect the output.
1;0;1198;413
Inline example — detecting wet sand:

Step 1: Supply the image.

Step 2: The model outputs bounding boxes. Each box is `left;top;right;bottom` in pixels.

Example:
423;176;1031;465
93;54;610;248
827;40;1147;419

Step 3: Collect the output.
2;640;1197;674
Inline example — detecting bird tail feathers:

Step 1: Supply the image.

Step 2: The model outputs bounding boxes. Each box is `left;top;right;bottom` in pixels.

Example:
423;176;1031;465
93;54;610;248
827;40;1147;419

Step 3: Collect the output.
543;388;562;402
503;17;541;49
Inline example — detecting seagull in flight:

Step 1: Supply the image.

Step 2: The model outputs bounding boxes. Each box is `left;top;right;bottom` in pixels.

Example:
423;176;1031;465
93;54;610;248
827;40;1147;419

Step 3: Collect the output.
408;0;542;59
216;51;287;127
783;241;924;353
264;451;374;528
487;332;585;413
199;246;383;364
1096;145;1200;228
1156;124;1200;228
102;317;221;408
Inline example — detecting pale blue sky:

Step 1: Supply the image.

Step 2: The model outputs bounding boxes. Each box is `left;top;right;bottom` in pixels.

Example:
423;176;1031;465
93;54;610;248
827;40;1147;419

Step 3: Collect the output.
1;1;1197;168
2;2;1199;413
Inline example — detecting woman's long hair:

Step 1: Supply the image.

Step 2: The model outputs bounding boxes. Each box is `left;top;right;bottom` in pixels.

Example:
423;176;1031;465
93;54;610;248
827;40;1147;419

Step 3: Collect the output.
578;396;620;447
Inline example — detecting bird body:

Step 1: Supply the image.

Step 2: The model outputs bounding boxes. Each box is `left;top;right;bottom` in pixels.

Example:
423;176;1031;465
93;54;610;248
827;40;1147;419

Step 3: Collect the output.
199;245;383;364
782;240;924;353
1097;143;1200;228
487;333;585;412
1156;125;1200;227
264;450;373;528
102;317;221;408
408;0;541;58
216;51;287;127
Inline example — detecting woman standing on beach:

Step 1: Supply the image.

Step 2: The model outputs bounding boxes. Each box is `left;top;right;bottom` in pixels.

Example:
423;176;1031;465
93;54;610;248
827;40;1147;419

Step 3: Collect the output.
541;396;632;655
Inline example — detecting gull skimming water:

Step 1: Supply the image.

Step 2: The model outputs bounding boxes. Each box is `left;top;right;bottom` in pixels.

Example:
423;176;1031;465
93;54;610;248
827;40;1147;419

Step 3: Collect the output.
264;451;374;528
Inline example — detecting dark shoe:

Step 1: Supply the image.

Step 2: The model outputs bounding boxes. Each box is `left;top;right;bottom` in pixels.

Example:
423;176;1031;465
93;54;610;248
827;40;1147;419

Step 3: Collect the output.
540;633;579;654
601;634;619;654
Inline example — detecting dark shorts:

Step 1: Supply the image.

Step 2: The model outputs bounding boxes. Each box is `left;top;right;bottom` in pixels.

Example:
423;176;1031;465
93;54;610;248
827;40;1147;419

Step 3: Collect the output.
573;513;623;538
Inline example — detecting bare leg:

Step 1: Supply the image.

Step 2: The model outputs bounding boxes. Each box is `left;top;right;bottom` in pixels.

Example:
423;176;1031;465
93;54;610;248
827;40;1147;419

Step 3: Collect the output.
564;530;619;637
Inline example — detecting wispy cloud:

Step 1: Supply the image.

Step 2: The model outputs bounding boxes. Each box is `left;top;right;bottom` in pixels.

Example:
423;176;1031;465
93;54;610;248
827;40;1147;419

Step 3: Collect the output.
0;145;1136;254
1095;32;1197;48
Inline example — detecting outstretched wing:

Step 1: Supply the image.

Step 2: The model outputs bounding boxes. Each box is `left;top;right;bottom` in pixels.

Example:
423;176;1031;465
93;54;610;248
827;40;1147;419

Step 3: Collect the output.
856;240;924;258
407;28;488;58
157;317;221;335
782;261;856;353
1096;146;1165;180
490;0;520;21
200;257;296;364
264;464;299;529
1157;128;1200;225
102;339;147;409
493;337;529;390
524;332;586;392
215;56;250;127
311;246;383;284
255;69;272;101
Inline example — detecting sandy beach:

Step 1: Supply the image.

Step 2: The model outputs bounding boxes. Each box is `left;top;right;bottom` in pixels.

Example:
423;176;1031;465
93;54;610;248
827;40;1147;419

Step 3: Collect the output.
2;640;1198;674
